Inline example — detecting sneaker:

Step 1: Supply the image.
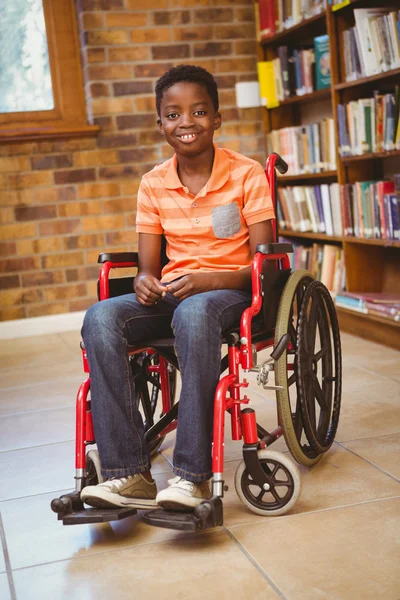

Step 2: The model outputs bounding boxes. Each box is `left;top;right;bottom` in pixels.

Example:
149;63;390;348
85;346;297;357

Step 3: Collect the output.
81;474;158;510
156;476;211;511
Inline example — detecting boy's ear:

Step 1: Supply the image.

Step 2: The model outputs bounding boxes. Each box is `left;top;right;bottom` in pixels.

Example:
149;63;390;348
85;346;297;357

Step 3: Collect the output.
157;118;163;134
214;111;222;131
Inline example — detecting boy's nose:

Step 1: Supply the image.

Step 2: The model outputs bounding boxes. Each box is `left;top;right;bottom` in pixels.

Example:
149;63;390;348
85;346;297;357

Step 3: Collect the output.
179;113;195;127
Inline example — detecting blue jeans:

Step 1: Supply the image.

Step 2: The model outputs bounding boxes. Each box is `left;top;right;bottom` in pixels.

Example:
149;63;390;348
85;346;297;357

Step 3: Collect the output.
81;289;251;483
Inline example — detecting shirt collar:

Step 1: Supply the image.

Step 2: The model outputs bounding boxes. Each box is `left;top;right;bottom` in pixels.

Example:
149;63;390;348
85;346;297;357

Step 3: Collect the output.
163;144;230;194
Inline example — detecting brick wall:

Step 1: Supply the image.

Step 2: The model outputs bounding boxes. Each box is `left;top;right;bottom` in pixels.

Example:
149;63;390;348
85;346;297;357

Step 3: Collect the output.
0;0;265;321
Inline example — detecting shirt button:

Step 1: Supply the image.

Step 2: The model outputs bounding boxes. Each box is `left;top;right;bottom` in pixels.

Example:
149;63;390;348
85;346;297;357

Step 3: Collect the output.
194;218;200;223
192;202;198;207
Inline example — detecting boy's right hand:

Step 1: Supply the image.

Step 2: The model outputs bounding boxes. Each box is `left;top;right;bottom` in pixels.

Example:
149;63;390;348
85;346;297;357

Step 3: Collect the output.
134;274;166;306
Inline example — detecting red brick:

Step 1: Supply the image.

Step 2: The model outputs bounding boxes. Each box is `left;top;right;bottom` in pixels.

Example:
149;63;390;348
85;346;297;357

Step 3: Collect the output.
87;30;128;45
54;169;96;185
193;8;233;23
0;275;20;290
66;266;100;282
78;0;123;9
105;230;138;246
44;283;87;302
131;28;170;44
214;75;236;89
194;42;232;57
41;252;84;269
64;234;105;250
14;205;57;221
90;83;110;97
70;297;97;312
39;219;81;236
151;44;190;60
27;303;69;318
31;154;73;170
235;7;255;21
153;10;190;25
134;63;172;78
86;48;106;63
102;198;134;213
58;202;102;218
235;40;258;55
113;81;153;97
81;12;104;29
78;182;120;199
119;148;158;163
138;131;162;146
88;65;132;80
0;257;40;274
109;47;149;62
93;116;114;132
0;242;17;257
117;114;156;130
99;165;143;180
106;12;147;27
174;25;213;41
215;24;255;40
97;133;137;148
21;271;65;287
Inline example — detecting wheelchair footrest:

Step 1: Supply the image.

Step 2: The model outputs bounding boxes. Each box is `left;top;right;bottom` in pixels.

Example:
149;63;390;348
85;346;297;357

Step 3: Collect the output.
142;496;223;532
61;507;137;525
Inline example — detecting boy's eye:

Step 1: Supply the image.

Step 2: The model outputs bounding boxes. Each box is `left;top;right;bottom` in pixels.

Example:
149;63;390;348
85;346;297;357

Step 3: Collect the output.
194;110;206;116
166;112;179;119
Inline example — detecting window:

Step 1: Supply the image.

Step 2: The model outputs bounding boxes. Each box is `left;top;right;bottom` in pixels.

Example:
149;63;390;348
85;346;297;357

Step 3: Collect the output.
0;0;98;141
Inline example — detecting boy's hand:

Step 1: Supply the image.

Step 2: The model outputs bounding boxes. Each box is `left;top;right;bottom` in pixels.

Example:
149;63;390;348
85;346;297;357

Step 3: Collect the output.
165;273;216;301
135;274;166;306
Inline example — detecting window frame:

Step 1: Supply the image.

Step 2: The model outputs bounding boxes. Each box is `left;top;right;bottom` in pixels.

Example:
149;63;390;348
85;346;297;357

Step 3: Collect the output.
0;0;99;142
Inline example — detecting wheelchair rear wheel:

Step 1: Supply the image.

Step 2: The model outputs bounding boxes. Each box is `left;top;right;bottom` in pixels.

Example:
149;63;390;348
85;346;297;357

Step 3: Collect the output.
234;450;301;516
296;280;342;455
274;269;322;466
132;353;177;456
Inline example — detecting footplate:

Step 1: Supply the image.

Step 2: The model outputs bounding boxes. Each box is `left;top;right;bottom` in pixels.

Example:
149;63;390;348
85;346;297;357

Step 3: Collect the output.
51;491;137;525
142;496;223;532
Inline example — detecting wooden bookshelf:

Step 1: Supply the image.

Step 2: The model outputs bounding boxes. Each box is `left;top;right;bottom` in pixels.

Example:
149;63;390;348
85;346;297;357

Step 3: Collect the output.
257;1;400;349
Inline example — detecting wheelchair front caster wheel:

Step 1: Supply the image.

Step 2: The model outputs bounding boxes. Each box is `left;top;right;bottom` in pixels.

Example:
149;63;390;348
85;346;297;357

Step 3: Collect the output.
234;450;301;516
85;449;104;486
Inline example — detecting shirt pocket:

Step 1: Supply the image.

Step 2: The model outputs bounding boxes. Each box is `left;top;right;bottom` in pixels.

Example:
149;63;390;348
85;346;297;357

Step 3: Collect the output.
211;203;241;239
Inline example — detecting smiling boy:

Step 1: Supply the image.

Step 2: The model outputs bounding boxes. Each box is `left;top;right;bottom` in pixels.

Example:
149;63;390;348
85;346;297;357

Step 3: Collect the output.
80;65;275;511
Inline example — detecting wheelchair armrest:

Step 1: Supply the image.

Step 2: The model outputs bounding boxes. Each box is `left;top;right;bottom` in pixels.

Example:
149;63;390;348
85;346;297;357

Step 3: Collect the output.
98;252;138;265
256;243;293;255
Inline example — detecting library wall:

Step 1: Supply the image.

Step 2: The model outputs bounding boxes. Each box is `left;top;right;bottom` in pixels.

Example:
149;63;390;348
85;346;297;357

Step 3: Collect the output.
0;0;265;321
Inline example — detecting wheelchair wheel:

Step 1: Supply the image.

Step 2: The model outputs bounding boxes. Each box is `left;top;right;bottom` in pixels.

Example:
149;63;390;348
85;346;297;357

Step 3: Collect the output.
234;450;301;516
85;449;104;486
132;353;177;456
274;269;322;466
296;280;342;454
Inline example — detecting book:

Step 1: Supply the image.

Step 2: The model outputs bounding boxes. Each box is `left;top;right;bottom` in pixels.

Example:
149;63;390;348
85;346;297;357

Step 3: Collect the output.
314;34;331;90
257;61;279;108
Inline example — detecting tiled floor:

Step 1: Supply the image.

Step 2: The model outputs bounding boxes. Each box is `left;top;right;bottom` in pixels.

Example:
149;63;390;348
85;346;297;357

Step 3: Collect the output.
0;330;399;599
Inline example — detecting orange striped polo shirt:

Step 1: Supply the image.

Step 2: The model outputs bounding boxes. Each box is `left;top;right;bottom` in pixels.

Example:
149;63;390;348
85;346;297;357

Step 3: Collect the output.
136;145;275;283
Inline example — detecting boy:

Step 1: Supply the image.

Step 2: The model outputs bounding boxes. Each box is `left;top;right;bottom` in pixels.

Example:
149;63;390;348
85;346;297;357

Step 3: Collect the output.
81;65;275;511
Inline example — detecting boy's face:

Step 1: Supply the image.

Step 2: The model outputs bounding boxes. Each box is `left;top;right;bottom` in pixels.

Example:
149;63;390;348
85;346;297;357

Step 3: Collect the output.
157;82;221;157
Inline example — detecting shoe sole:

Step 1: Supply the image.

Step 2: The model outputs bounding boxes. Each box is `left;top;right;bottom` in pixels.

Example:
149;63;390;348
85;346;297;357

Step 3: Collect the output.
157;498;206;511
82;493;158;510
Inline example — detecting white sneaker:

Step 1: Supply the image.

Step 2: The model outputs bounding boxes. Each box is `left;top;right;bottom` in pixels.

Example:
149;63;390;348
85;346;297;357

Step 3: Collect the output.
156;476;211;511
81;474;158;509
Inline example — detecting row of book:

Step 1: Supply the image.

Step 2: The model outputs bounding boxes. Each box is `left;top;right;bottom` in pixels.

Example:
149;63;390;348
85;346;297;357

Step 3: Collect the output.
337;89;400;156
266;36;330;102
335;292;400;323
257;0;324;39
341;8;400;82
283;240;345;295
266;119;336;174
341;176;400;241
278;184;342;236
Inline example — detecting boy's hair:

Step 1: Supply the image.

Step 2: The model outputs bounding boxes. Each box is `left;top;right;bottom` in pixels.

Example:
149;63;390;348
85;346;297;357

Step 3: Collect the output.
155;64;219;116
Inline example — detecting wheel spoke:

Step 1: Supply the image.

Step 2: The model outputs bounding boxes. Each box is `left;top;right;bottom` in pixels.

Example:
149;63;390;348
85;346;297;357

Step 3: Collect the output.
256;489;266;501
288;373;296;387
314;346;328;362
270;486;281;504
293;401;303;440
313;374;327;411
306;297;319;354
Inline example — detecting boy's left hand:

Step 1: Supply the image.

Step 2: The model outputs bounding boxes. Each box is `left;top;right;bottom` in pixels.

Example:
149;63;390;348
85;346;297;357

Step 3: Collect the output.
165;273;215;300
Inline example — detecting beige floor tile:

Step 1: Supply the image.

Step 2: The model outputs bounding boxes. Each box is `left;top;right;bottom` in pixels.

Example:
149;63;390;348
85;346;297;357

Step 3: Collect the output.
0;334;77;371
0;377;78;417
337;363;400;442
232;497;400;600
221;443;400;529
0;574;11;600
0;407;75;452
341;332;400;382
0;361;83;390
341;433;400;480
12;530;279;600
58;331;83;353
0;442;172;502
0;471;198;571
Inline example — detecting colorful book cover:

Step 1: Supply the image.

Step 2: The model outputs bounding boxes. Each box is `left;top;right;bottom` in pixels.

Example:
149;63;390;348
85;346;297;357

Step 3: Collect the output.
257;61;279;108
314;34;331;90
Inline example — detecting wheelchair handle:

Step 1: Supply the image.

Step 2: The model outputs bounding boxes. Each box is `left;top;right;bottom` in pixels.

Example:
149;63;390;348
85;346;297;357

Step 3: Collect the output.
269;152;288;175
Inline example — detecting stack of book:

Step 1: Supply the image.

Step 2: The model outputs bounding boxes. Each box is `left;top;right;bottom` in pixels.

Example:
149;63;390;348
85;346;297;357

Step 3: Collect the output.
337;88;400;156
283;240;345;294
335;292;400;323
340;176;400;240
266;119;336;174
257;0;325;39
278;183;342;235
341;8;400;82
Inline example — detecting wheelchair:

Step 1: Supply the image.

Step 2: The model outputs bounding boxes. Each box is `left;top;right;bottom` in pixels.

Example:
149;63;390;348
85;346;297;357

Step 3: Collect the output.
51;153;342;531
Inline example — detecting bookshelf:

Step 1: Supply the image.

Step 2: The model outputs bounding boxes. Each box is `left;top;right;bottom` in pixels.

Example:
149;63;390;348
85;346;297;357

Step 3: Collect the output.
257;1;400;350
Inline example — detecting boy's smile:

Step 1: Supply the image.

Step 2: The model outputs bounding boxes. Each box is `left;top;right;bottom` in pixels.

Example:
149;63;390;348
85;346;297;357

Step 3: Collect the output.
157;82;221;157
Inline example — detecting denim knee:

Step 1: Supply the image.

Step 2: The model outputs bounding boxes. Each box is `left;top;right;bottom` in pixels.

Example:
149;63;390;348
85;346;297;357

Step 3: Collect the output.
171;295;218;337
81;300;117;346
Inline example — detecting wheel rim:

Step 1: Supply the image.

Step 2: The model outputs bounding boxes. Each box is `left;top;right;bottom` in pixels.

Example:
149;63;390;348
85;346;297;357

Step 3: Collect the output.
240;457;295;511
275;270;321;462
85;455;98;486
296;280;342;454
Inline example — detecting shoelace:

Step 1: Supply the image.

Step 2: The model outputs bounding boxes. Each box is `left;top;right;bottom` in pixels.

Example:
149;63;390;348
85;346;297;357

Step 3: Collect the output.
102;476;132;492
171;478;194;493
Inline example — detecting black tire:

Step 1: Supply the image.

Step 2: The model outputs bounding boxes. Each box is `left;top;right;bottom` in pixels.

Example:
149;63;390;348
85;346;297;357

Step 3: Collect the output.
296;280;342;454
131;353;177;456
274;270;322;466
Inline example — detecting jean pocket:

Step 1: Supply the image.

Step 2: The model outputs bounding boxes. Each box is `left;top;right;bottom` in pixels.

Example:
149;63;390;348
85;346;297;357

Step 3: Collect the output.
212;203;241;239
